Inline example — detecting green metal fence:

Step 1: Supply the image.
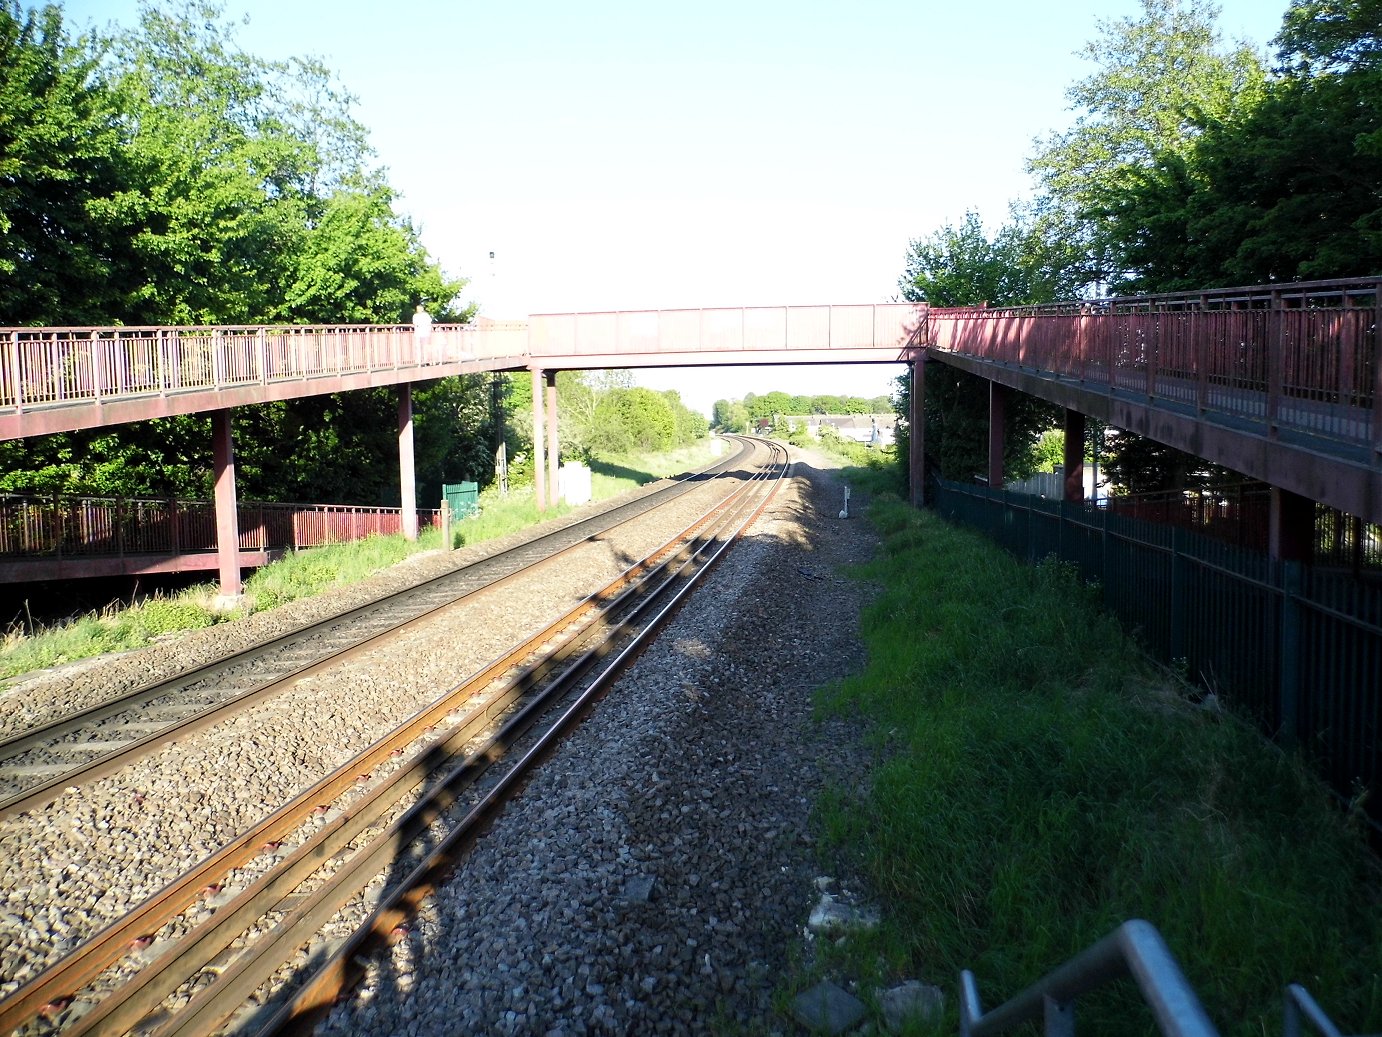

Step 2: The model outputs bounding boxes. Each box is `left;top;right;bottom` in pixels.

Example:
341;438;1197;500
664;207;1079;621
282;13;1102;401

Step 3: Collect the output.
933;478;1382;828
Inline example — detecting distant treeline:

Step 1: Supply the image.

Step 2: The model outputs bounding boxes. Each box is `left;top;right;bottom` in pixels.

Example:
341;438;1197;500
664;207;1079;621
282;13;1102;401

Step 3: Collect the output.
712;391;892;432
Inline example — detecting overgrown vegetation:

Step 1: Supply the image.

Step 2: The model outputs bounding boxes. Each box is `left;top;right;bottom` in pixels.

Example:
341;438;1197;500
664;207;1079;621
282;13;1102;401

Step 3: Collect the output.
799;477;1382;1034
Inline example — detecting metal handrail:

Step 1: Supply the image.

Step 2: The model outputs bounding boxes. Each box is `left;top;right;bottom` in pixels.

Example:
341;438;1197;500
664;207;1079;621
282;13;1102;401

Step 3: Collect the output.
1283;984;1381;1037
960;919;1219;1037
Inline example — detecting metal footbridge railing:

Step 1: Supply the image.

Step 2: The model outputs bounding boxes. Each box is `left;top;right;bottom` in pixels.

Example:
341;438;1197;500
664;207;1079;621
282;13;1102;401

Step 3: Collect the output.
959;919;1373;1037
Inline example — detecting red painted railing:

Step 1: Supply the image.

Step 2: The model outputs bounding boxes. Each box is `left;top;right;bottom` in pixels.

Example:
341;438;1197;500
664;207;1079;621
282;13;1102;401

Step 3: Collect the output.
527;303;925;356
0;495;442;558
929;277;1381;454
0;322;529;412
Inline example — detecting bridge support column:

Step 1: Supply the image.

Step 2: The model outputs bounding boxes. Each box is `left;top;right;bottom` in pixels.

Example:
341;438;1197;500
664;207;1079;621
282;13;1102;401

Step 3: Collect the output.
988;382;1008;490
909;351;927;507
531;367;547;511
1269;486;1314;563
1062;409;1086;502
398;383;417;540
546;370;559;505
212;408;242;601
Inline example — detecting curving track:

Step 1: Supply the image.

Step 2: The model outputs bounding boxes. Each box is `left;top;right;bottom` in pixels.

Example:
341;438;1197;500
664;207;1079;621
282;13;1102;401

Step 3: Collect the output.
0;435;788;1036
0;438;759;820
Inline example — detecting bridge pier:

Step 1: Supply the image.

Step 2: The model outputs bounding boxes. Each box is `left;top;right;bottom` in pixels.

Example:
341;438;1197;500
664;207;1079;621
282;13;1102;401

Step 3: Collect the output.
546;370;559;510
1269;486;1315;563
988;382;1008;489
909;353;927;507
1063;409;1086;502
532;368;547;511
212;408;242;600
398;384;417;540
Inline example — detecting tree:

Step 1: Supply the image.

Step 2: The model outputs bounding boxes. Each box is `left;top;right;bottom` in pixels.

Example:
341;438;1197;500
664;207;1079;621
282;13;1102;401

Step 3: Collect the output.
1088;0;1382;290
0;3;126;324
590;388;677;454
712;398;750;432
0;1;480;509
283;174;467;324
898;210;1080;307
1027;0;1267;293
1275;0;1382;75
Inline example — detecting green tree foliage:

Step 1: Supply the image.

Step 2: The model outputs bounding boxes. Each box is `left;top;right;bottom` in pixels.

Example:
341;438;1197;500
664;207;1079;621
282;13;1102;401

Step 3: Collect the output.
0;3;126;324
284;175;464;324
728;391;890;423
590;387;678;453
895;214;1061;488
898;210;1080;306
1027;0;1267;292
712;398;750;433
1097;0;1382;288
0;1;479;509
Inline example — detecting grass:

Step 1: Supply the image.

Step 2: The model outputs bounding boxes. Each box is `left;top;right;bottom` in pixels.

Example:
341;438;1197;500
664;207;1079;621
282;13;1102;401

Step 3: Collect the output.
0;439;728;683
799;476;1382;1035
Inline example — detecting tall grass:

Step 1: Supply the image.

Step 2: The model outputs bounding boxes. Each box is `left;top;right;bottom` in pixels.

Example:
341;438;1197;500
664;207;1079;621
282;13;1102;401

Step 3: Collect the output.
811;492;1382;1035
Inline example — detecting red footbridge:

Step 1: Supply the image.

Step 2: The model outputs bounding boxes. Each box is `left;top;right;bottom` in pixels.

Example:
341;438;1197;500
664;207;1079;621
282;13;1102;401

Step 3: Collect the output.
2;277;1378;596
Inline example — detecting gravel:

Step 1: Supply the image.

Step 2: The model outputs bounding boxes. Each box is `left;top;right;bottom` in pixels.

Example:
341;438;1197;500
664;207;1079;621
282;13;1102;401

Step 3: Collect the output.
0;446;882;1035
319;449;879;1036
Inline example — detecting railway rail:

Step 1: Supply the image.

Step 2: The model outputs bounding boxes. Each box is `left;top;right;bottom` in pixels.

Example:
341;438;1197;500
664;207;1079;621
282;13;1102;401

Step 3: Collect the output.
0;438;755;820
0;436;788;1036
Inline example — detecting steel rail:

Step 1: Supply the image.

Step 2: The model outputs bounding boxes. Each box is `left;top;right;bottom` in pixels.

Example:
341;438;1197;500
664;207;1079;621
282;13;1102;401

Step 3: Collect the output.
0;437;753;820
127;440;788;1037
0;435;747;760
0;437;782;1035
245;438;790;1036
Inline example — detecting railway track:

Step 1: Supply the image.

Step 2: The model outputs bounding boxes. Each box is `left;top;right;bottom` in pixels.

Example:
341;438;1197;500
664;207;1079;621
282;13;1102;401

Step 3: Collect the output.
0;438;756;821
0;436;788;1036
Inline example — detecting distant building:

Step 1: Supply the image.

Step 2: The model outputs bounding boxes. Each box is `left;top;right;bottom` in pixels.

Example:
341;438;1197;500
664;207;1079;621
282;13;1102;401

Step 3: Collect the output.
779;414;896;447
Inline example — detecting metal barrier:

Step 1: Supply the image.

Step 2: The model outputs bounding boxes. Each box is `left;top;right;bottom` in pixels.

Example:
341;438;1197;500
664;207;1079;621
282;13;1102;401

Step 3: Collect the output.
0;322;529;412
1283;984;1378;1037
933;477;1382;830
0;494;442;558
929;276;1381;460
960;919;1218;1036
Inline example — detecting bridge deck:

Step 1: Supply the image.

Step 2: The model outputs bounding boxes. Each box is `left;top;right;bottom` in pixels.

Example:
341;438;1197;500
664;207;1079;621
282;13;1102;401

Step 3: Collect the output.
2;279;1378;528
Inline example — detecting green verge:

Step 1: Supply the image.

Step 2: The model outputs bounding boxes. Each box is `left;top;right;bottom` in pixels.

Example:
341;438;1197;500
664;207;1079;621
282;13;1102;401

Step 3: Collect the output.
805;479;1382;1036
0;438;728;682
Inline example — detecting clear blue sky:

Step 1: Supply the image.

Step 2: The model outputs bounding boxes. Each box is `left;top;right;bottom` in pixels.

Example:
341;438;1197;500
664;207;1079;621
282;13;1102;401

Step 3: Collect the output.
62;0;1287;414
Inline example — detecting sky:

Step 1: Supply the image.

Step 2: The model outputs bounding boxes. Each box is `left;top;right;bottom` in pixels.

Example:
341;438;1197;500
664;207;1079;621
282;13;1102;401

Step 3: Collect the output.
62;0;1287;415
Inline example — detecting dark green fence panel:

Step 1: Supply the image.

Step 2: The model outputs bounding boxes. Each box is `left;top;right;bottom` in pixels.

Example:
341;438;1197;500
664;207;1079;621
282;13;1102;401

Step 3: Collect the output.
443;481;479;521
931;476;1382;827
1298;568;1382;807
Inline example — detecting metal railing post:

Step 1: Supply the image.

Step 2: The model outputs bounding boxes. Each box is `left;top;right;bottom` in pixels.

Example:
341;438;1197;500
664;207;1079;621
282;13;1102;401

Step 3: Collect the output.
9;331;21;409
1278;560;1303;746
960;920;1218;1037
1169;527;1187;663
1372;278;1382;458
1267;289;1284;438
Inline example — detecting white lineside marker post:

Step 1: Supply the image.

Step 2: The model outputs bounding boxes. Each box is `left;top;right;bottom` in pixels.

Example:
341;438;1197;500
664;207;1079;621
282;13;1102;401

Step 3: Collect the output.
839;485;851;520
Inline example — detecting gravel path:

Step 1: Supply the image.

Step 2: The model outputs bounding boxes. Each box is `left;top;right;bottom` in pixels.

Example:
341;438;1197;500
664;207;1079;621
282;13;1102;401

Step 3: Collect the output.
318;450;880;1036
